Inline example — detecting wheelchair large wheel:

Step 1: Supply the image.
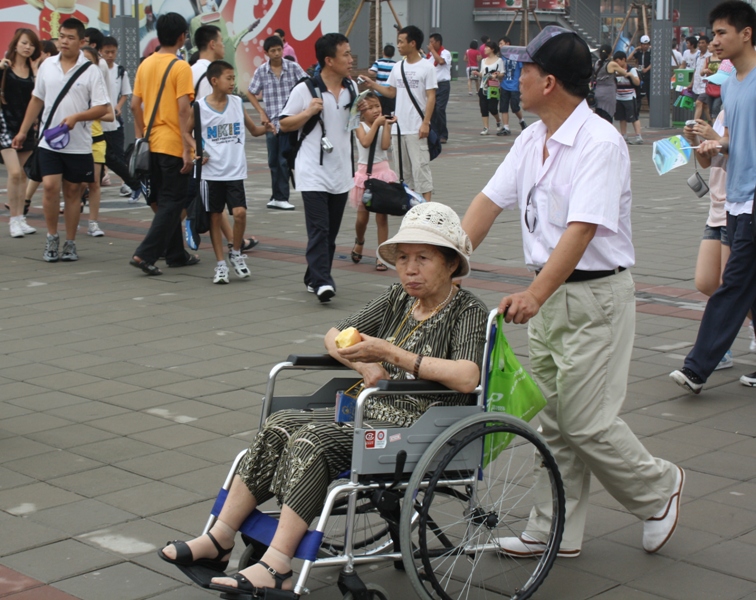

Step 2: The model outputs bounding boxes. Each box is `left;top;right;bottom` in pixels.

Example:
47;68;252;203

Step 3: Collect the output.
318;488;393;558
400;413;565;600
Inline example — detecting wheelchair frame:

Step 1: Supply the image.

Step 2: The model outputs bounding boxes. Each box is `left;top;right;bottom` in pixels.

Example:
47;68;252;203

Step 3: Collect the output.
201;309;565;600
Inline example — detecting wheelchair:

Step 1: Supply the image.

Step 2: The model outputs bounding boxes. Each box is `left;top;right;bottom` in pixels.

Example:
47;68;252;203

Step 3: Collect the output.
200;310;566;600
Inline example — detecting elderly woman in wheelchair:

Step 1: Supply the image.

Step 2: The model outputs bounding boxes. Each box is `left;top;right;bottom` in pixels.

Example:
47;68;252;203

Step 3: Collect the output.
158;203;489;596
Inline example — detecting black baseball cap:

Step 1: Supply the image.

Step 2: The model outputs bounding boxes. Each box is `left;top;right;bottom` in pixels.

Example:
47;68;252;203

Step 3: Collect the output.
500;26;592;86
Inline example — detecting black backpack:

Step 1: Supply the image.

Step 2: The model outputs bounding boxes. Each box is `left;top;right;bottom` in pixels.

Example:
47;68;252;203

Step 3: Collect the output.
278;75;357;186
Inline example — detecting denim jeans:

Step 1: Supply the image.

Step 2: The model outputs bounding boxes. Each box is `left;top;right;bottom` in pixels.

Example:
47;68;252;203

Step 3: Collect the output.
266;131;290;202
685;211;756;380
301;190;348;290
432;80;450;140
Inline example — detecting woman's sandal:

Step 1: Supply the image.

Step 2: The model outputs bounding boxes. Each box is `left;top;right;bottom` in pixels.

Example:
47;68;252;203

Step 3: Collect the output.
130;257;162;276
157;532;233;572
376;261;388;272
351;237;365;264
209;560;293;595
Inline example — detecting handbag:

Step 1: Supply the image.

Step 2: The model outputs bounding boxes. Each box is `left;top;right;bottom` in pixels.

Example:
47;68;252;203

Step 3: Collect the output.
705;81;721;98
127;58;178;179
400;60;442;161
483;314;547;466
363;122;414;216
24;61;93;182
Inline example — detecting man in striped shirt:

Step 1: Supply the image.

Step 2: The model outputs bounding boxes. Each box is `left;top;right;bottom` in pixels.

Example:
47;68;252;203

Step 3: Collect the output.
369;44;396;115
247;35;308;211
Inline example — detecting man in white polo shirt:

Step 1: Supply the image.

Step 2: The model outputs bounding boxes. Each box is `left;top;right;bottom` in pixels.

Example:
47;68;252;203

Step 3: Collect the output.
13;17;110;263
462;26;683;559
427;32;451;143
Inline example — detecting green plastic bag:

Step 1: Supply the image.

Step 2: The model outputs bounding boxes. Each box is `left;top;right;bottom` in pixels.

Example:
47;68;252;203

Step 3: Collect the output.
483;314;547;465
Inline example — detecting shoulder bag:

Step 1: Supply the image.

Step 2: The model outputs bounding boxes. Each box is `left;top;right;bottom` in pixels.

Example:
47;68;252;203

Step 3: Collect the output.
127;58;178;179
364;122;412;216
24;61;93;182
400;60;441;161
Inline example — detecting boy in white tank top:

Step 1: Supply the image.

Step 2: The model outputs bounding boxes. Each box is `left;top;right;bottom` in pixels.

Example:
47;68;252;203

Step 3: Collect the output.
186;60;271;284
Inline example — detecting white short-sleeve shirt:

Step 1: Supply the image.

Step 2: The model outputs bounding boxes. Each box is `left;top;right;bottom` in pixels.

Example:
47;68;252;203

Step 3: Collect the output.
280;79;357;194
433;49;452;82
192;59;213;101
102;62;132;132
33;52;111;154
481;101;635;271
387;58;437;135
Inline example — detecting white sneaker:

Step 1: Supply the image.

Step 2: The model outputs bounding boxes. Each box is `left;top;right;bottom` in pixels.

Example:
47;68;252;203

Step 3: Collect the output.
229;253;251;278
101;172;112;186
10;218;24;238
19;216;36;235
643;466;684;553
119;184;132;197
479;128;489;135
316;285;335;303
213;263;230;284
497;533;581;558
749;322;756;353
714;349;733;371
87;221;104;237
267;199;295;211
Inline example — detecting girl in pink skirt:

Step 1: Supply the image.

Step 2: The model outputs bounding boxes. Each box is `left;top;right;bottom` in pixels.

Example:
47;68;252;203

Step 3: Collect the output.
350;92;398;271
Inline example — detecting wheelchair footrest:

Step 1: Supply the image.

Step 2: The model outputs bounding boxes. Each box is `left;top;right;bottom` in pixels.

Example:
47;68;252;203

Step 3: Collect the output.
220;590;298;600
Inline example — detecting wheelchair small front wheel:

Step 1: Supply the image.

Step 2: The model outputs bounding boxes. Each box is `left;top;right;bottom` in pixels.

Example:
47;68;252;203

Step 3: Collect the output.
343;582;389;600
400;413;565;600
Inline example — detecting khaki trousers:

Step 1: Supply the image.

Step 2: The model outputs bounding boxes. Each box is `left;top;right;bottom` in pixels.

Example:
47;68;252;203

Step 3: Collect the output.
525;270;676;549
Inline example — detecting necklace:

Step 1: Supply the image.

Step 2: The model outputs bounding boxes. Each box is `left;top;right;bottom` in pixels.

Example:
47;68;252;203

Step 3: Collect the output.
388;285;456;350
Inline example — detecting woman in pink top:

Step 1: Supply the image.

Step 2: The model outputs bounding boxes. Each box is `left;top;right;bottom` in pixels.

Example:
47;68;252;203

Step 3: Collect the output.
465;40;481;95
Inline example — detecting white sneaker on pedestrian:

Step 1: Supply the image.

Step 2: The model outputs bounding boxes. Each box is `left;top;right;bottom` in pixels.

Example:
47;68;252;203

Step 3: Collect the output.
714;349;733;371
643;466;684;553
229;252;251;278
497;533;581;558
267;199;295;211
213;263;230;284
119;184;132;197
316;285;335;303
749;322;756;353
10;218;24;238
19;216;36;235
87;221;104;237
101;172;112;186
479;127;489;135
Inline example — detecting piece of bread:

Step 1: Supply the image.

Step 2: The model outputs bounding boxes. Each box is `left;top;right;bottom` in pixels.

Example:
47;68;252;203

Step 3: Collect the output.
335;327;361;348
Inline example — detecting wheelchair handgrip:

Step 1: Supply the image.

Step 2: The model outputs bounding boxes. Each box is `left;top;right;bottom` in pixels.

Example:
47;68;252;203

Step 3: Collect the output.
286;354;345;368
375;379;451;393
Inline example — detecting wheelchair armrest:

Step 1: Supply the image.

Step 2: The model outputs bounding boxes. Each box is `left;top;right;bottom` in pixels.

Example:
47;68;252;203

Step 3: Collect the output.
375;379;451;393
286;354;346;368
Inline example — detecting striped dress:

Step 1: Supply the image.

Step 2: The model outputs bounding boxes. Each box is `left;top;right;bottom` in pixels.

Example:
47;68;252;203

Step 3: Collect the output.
237;284;488;523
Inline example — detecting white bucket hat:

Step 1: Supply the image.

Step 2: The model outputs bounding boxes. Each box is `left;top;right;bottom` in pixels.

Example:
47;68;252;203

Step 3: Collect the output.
377;203;473;278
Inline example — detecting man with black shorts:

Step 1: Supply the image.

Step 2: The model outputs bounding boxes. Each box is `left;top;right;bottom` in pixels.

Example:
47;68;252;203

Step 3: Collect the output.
13;18;110;262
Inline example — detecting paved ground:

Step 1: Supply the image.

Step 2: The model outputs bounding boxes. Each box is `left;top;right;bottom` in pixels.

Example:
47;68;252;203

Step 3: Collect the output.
0;81;755;600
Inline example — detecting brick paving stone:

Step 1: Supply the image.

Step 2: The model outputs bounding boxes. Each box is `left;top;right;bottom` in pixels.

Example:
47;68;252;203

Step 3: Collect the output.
53;562;182;600
1;540;120;584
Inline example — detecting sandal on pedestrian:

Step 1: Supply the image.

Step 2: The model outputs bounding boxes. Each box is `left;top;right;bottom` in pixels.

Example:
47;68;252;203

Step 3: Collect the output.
130;257;162;276
351;237;365;264
158;532;233;587
209;560;293;595
376;261;388;271
168;254;200;267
